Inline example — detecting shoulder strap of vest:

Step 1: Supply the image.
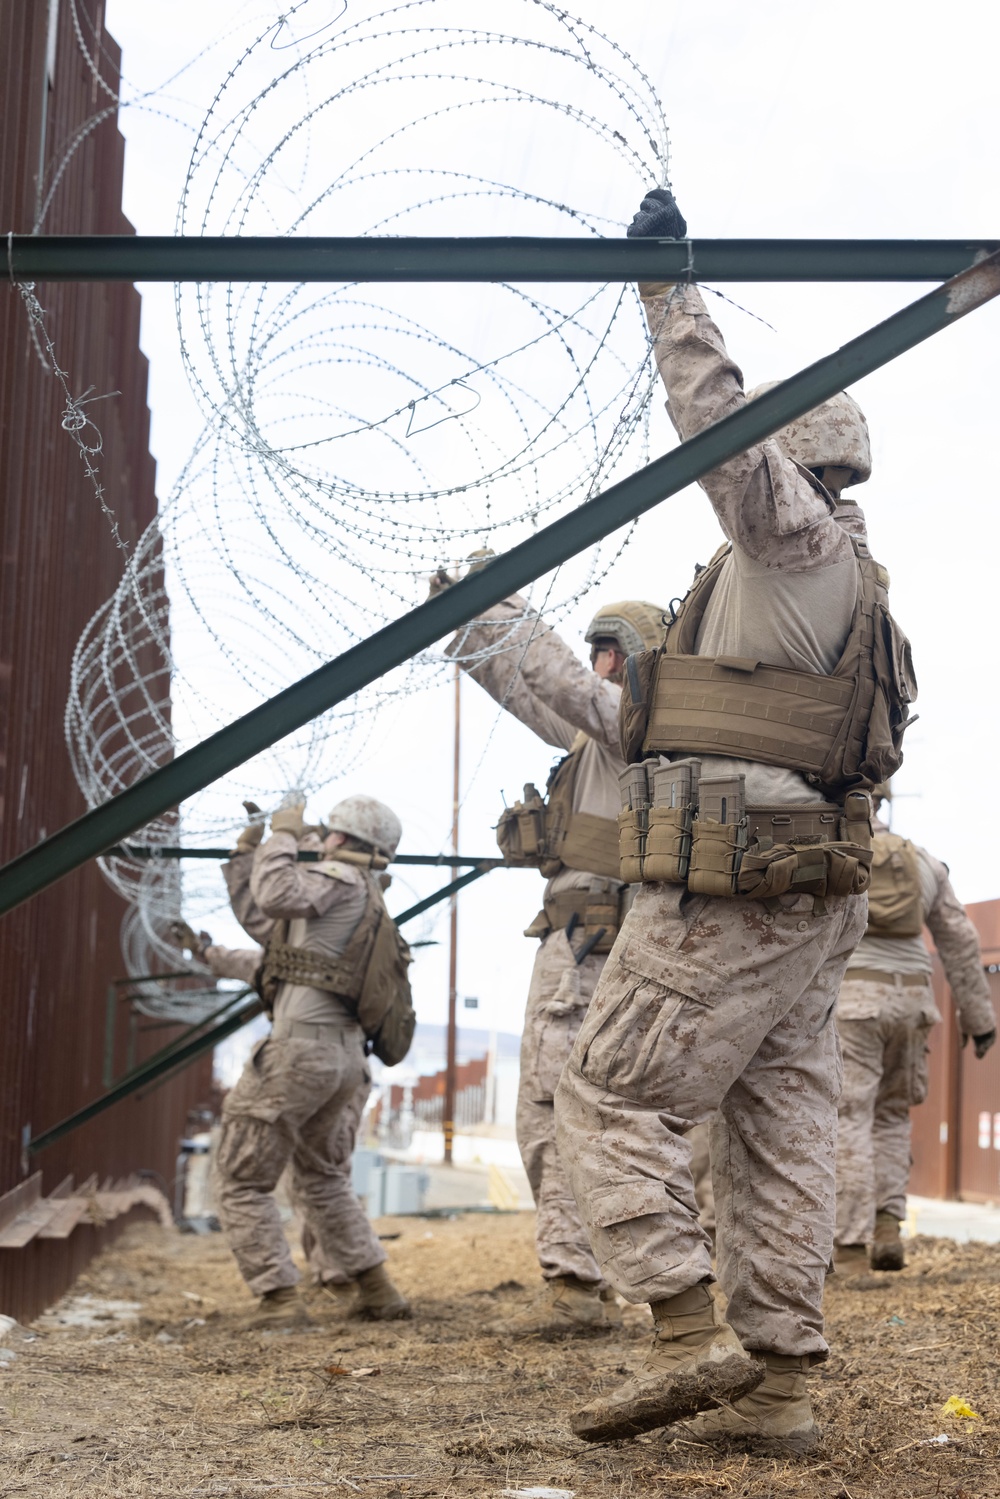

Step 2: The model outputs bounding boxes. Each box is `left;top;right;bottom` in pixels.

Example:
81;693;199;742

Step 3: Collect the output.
663;544;731;657
335;873;383;975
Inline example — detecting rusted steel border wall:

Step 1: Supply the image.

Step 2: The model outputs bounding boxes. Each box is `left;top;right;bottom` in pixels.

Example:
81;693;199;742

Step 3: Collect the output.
0;0;213;1322
909;899;1000;1203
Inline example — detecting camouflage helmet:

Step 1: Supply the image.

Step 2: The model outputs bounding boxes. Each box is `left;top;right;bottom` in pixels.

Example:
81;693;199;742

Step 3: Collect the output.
326;795;402;859
871;781;892;805
746;384;872;487
584;601;666;656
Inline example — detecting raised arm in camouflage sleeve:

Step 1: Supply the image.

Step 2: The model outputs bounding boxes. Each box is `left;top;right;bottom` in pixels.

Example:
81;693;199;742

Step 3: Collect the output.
249;830;364;921
446;595;581;752
512;615;621;755
924;858;996;1039
222;850;275;945
640;284;855;571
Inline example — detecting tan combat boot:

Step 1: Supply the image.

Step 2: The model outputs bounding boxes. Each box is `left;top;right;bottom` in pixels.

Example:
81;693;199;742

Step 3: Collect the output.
304;1277;355;1313
317;1279;356;1307
499;1277;623;1338
571;1284;764;1443
681;1353;818;1455
869;1211;905;1271
350;1264;410;1321
244;1285;313;1330
832;1242;869;1273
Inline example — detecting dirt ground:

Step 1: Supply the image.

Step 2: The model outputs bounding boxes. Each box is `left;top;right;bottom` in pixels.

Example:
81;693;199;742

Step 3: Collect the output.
1;1213;998;1499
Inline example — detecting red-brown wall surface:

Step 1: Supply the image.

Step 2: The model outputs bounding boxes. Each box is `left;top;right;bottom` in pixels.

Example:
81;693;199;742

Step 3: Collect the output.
1;0;213;1319
909;900;1000;1203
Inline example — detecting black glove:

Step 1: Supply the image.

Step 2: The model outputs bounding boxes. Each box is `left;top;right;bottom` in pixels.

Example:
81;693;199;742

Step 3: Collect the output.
972;1029;996;1060
627;187;687;240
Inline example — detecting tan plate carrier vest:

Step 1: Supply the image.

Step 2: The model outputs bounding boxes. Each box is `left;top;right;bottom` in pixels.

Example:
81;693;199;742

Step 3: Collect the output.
256;872;416;1065
865;831;924;938
616;535;917;900
495;732;621;882
495;733;623;952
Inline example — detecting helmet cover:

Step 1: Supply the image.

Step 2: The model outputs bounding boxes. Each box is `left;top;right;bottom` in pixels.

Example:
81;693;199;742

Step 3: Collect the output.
584;600;667;656
746;384;872;485
326;795;402;859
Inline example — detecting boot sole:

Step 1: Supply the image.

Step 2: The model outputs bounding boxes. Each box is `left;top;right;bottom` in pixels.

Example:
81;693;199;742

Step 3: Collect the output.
681;1425;820;1458
351;1303;412;1321
572;1352;765;1443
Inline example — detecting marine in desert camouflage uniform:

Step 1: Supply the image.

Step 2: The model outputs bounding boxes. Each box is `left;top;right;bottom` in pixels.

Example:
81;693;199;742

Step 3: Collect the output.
209;796;409;1327
437;576;664;1334
555;186;913;1453
836;789;996;1271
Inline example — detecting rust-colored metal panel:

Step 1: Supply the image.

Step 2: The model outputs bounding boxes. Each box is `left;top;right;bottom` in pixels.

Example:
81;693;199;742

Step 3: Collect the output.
956;965;1000;1203
910;898;1000;1201
0;0;213;1323
908;955;961;1199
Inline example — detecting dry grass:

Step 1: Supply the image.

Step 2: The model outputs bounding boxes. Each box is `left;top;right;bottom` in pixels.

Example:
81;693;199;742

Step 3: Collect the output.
1;1216;998;1498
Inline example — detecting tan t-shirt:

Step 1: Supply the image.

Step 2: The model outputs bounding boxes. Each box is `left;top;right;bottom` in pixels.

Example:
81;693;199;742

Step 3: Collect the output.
642;283;865;807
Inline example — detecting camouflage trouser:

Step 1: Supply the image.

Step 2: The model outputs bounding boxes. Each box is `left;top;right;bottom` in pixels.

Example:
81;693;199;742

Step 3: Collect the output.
835;975;940;1245
289;1079;371;1285
555;882;867;1358
215;1025;385;1295
688;1120;716;1233
517;930;606;1283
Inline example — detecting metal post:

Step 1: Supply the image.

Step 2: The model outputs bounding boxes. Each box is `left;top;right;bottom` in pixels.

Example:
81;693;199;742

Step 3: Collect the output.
2;250;999;920
443;664;460;1165
8;234;999;284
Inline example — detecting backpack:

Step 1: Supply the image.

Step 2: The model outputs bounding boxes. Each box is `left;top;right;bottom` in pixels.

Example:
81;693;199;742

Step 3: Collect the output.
355;902;416;1066
866;832;924;938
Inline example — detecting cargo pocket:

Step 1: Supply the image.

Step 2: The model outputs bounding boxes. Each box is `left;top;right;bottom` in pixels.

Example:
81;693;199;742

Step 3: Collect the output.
524;945;586;1102
590;1178;673;1287
577;937;722;1106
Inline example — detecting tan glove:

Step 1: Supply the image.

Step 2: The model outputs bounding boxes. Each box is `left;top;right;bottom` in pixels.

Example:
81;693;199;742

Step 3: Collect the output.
234;799;265;854
427;547;495;600
271;804;306;838
170;920;211;960
427;566;457;600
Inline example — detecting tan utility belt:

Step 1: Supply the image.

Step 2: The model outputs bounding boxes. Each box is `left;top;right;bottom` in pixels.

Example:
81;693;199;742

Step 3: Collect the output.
619;757;873;900
524;886;626;957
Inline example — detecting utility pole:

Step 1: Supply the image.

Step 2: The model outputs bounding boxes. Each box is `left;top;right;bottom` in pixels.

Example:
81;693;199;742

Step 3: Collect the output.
443;662;460;1165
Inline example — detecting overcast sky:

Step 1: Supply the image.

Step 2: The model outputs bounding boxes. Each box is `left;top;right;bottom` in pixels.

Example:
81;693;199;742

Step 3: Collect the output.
96;0;1000;1049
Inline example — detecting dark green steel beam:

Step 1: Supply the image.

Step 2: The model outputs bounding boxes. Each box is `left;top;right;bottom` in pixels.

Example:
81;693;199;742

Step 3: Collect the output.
3;250;999;920
392;863;496;925
110;844;503;867
8;235;999;284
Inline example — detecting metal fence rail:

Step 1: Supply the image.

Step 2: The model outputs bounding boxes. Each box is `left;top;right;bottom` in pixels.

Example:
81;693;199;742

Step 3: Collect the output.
8;235;999;283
